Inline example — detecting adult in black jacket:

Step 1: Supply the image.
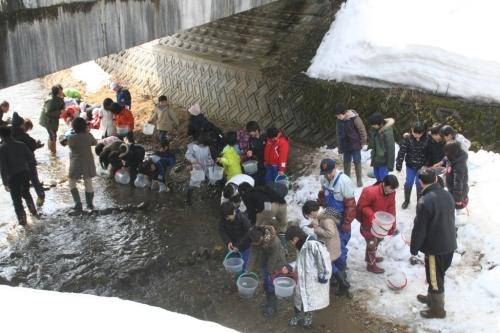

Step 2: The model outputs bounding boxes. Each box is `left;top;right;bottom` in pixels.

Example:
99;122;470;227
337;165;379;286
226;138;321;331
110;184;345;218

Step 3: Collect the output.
219;202;251;271
410;168;456;319
118;143;146;183
186;103;209;140
425;123;445;167
238;182;287;246
444;141;469;210
0;126;37;225
95;140;124;173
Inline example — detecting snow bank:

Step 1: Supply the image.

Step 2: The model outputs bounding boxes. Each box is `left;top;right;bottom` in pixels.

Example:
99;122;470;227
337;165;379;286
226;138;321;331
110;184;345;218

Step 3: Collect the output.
0;286;237;333
307;0;500;104
71;61;110;93
286;147;500;333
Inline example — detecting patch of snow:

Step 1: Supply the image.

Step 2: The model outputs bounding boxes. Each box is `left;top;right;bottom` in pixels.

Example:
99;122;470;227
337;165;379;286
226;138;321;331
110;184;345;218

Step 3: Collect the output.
286;147;500;333
0;285;237;332
71;61;110;93
307;0;500;104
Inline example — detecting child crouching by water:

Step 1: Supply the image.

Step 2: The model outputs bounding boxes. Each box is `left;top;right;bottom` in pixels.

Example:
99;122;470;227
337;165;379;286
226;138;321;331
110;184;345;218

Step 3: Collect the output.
68;117;97;210
140;143;176;191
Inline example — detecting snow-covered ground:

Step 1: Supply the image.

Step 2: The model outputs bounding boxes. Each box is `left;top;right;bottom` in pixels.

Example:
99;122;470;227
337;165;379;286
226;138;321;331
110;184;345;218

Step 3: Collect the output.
286;147;500;333
0;286;236;333
307;0;500;104
71;61;110;93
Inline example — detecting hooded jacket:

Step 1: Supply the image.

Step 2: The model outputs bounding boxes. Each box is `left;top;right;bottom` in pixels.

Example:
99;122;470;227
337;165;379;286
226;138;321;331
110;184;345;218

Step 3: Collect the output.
314;208;341;261
396;133;428;171
369;118;395;170
39;95;65;131
445;147;469;205
411;183;457;255
218;145;242;180
264;132;289;172
0;137;36;184
148;105;179;132
356;182;396;238
336;110;368;153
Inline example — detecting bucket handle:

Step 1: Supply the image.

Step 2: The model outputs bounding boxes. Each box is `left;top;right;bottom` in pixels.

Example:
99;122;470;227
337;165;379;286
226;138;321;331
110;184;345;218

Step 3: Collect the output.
275;174;288;182
223;250;242;262
237;272;259;282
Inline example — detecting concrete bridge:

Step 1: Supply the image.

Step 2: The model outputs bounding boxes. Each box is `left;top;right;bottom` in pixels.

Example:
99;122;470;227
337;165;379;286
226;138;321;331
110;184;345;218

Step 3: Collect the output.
0;0;275;88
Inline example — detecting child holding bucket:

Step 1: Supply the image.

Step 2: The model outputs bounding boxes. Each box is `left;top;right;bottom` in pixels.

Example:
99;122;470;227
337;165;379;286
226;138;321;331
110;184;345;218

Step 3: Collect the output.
356;174;398;274
282;226;332;329
216;131;242;181
185;132;214;206
219;202;251;272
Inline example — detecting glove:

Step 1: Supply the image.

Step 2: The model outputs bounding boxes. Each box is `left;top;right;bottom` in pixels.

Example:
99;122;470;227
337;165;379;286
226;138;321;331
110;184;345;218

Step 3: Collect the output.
317;190;326;207
341;223;351;233
362;145;368;151
318;277;328;284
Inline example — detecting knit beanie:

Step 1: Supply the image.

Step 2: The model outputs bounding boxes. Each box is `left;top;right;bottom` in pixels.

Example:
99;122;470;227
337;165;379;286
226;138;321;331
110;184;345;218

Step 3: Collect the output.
188;103;201;116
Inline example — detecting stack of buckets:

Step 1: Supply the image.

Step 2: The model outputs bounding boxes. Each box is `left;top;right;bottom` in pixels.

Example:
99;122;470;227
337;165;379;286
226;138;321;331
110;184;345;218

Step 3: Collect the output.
371;211;395;238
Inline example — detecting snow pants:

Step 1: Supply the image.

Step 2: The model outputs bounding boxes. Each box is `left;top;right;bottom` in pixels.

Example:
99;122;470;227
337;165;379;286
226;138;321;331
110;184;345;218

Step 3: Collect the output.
425;252;453;294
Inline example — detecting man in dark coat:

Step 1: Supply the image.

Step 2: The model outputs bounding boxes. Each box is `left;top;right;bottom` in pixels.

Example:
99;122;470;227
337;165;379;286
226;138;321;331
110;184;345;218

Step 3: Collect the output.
0;126;37;225
444;141;469;210
411;168;456;319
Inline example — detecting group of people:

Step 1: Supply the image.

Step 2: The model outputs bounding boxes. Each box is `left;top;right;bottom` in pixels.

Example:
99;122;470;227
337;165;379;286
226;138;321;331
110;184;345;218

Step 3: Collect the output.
0;85;467;327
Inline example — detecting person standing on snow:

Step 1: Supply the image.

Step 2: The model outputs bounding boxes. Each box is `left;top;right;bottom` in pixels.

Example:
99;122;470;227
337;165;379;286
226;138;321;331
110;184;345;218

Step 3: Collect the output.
263;126;289;184
411;168;456;319
39;84;65;155
317;158;356;296
282;226;331;329
439;125;470;152
444;141;469;212
356;174;398;274
0;126;38;225
110;82;132;110
396;121;428;209
334;103;368;187
367;112;395;182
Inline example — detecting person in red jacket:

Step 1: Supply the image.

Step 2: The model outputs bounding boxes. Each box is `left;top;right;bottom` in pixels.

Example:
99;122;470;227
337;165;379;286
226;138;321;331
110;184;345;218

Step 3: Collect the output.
356;174;399;274
107;102;135;143
263;127;289;184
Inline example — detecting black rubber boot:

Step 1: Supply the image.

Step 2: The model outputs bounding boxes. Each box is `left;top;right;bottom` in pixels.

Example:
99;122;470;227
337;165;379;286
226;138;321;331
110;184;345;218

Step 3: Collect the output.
85;192;94;210
303;312;313;329
417;293;430;305
70;188;82;211
262;293;277;317
354;162;363;187
402;186;412;209
420;293;446;319
334;271;351;296
343;161;352;177
17;212;27;226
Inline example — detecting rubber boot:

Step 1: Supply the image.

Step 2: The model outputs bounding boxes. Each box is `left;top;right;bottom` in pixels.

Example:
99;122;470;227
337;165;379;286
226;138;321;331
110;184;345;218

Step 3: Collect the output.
262;293;277;317
48;140;56;155
288;307;302;327
354;162;363;187
36;195;45;207
343;161;352;177
417;293;430;305
334;271;350;296
85;192;94;210
26;197;38;216
420;293;446;319
367;250;385;274
70;188;82;211
365;240;383;262
303;312;313;329
185;188;193;207
17;212;28;226
402;185;412;209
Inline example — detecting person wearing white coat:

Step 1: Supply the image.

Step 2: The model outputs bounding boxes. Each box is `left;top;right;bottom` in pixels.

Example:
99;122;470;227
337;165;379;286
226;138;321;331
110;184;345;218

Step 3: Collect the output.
283;226;331;329
184;133;214;205
100;98;117;138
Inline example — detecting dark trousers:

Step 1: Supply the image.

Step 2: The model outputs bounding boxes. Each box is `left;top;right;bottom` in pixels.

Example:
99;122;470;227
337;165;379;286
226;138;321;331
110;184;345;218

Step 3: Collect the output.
425;252;454;294
9;171;35;219
29;166;45;198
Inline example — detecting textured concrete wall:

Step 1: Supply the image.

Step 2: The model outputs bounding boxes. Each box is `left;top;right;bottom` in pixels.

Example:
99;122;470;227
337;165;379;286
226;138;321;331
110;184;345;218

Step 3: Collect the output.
0;0;274;88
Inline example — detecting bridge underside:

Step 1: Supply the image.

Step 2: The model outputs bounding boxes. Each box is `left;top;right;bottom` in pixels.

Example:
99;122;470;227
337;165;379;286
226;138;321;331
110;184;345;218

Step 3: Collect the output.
0;0;275;88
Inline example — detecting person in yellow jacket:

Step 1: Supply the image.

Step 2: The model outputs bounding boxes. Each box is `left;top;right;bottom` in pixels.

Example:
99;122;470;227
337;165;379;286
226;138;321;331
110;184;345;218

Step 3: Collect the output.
216;131;242;180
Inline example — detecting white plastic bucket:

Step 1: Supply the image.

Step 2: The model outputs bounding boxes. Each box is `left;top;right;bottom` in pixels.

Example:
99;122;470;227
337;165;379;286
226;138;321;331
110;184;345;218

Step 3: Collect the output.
208;165;224;184
143;123;155;136
114;168;130;185
386;271;408;290
134;173;151;188
273;276;296;298
116;126;129;136
190;168;205;182
275;174;289;188
223;252;244;273
237;272;259;299
242;160;258;175
371;211;395;238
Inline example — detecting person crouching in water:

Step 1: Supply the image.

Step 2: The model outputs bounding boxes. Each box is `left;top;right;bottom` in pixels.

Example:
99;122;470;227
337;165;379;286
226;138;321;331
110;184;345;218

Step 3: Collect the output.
283;226;332;329
116;142;146;184
219;201;251;271
95;137;123;176
396;121;428;209
356;174;398;273
140;143;176;191
68;118;97;210
301;200;341;281
246;225;286;317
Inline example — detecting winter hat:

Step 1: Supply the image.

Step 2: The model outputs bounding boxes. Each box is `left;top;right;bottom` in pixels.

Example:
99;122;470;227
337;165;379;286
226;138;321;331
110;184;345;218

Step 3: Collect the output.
319;158;336;175
334;103;346;115
368;112;384;125
188;103;201;116
110;82;119;91
11;112;24;127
